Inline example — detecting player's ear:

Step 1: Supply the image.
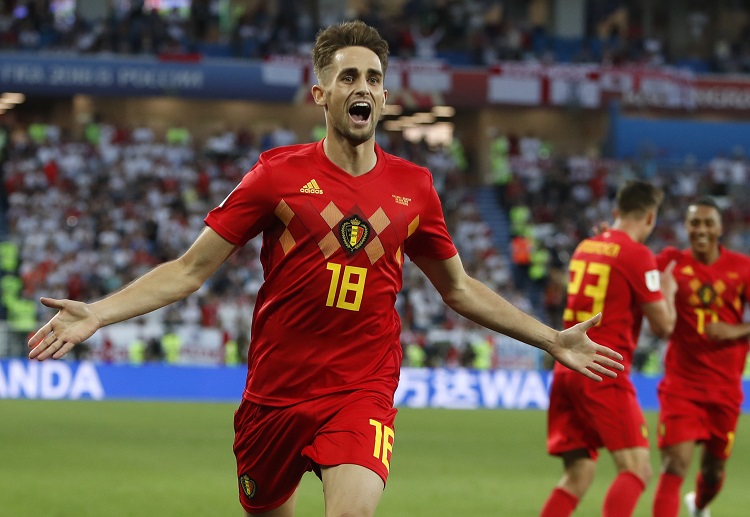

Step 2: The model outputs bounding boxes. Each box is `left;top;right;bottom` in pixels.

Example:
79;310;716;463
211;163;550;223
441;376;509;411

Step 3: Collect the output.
312;84;327;107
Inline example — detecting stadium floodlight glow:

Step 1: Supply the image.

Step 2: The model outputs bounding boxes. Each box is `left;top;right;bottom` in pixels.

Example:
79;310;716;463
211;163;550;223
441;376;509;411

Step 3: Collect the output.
412;112;436;124
431;105;455;117
382;120;404;131
1;92;25;104
381;104;403;116
401;115;430;125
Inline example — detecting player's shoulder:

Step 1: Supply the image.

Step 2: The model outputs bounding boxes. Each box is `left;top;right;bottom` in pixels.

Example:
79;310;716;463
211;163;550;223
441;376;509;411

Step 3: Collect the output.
720;246;750;259
258;142;317;166
656;245;686;262
615;235;658;268
592;229;651;255
616;232;652;253
720;246;750;267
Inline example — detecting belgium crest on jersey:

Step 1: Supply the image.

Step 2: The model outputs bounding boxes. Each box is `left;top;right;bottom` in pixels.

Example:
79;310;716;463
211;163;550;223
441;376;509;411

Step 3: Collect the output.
340;215;370;253
697;284;716;306
239;473;257;499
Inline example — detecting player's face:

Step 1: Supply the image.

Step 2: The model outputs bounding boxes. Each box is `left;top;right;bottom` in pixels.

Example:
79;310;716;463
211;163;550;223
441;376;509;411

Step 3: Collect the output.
685;204;722;257
317;46;387;145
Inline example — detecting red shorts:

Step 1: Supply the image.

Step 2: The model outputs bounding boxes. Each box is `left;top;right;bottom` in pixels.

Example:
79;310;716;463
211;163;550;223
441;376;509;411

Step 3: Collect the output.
547;372;649;460
233;390;397;513
657;387;739;459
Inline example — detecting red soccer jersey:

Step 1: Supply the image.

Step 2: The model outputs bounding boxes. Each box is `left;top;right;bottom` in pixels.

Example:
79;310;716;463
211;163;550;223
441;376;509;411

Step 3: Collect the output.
205;141;457;406
555;229;664;374
656;246;750;403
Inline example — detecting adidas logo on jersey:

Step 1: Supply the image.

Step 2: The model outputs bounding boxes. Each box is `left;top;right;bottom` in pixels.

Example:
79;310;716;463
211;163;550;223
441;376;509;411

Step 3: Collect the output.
300;179;323;194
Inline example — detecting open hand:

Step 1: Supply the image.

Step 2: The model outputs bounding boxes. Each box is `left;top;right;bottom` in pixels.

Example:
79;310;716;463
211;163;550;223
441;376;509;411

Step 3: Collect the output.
28;298;102;360
549;313;624;381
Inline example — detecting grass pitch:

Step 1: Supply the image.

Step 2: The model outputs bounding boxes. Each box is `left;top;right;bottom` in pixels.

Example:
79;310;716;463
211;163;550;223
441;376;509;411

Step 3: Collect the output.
3;399;750;516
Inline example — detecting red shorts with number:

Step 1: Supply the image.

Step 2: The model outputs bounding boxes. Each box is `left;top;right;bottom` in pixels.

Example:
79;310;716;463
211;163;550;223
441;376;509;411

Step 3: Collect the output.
547;371;649;460
657;387;739;459
233;390;398;513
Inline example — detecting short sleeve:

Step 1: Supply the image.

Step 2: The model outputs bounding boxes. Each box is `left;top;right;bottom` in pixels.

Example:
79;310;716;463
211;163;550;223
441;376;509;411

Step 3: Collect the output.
628;246;664;305
204;161;276;246
403;180;457;261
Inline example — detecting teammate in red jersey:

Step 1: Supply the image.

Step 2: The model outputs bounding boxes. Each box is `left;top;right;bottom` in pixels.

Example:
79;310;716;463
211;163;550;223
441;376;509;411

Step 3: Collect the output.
540;181;677;517
27;21;623;517
652;196;750;517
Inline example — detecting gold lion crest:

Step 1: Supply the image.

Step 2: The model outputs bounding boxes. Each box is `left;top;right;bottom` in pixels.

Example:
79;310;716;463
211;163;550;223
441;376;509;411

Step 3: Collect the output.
340;216;370;253
239;474;257;499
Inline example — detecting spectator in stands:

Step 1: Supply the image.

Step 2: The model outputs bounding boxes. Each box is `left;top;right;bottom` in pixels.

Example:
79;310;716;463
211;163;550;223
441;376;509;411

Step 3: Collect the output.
0;0;746;72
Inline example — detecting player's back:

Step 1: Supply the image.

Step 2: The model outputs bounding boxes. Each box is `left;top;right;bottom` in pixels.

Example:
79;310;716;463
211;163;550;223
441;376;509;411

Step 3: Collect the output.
559;229;662;372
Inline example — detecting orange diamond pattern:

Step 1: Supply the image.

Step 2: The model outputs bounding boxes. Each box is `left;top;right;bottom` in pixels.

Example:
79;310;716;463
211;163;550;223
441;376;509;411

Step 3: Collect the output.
274;199;405;265
365;236;385;264
279;229;295;254
321;201;344;228
369;207;390;234
714;280;726;308
275;200;294;226
318;232;340;259
408;215;420;237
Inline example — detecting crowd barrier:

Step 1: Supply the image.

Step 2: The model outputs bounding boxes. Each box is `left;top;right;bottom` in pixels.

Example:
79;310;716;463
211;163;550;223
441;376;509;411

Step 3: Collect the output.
2;359;748;412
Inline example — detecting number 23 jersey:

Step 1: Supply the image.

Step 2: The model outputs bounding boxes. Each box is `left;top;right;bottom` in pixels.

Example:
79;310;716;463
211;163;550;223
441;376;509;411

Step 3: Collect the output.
558;229;664;373
205;141;457;406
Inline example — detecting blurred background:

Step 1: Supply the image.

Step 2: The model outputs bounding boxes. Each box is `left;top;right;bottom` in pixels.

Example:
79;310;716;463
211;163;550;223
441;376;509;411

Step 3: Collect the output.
1;0;749;398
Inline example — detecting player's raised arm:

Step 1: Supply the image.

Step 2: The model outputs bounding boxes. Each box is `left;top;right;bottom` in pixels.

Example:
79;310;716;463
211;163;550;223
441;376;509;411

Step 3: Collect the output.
28;227;237;361
412;254;624;381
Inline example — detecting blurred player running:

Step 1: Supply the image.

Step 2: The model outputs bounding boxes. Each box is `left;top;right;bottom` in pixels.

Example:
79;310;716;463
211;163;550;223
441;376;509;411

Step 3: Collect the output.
541;180;676;517
652;196;750;517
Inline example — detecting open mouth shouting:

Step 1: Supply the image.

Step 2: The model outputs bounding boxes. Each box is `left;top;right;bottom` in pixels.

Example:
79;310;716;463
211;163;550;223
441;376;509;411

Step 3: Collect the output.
349;101;372;127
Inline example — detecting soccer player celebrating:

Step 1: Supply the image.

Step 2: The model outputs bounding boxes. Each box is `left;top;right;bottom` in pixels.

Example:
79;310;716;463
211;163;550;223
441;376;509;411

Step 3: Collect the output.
541;180;677;517
27;21;623;517
652;196;750;517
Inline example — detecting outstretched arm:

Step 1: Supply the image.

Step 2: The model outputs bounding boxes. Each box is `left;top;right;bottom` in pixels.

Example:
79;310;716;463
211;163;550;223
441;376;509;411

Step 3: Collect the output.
28;227;237;360
413;254;623;381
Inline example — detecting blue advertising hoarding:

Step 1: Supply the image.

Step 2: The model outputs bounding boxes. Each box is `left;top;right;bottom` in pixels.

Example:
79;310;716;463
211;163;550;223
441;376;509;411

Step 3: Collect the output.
4;359;746;412
0;52;303;100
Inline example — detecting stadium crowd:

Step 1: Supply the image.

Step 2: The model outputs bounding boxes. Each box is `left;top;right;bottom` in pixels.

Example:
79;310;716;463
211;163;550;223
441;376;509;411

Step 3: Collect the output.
1;114;749;370
1;0;749;72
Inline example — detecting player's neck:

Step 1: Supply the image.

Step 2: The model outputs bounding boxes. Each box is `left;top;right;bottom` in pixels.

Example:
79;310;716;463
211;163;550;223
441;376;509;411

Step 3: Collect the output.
323;134;377;177
611;219;646;243
692;246;720;265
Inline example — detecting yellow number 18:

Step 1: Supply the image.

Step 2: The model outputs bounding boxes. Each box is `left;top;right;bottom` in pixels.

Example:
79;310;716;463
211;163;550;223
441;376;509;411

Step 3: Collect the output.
326;262;367;311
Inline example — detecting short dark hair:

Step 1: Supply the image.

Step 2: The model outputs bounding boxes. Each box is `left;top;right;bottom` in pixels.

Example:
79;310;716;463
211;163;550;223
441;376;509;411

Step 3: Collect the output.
616;180;664;216
688;195;721;214
312;20;389;82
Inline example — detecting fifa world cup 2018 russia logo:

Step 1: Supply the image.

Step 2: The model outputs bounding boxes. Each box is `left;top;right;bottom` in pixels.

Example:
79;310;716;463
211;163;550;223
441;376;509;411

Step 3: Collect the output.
340;216;370;253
